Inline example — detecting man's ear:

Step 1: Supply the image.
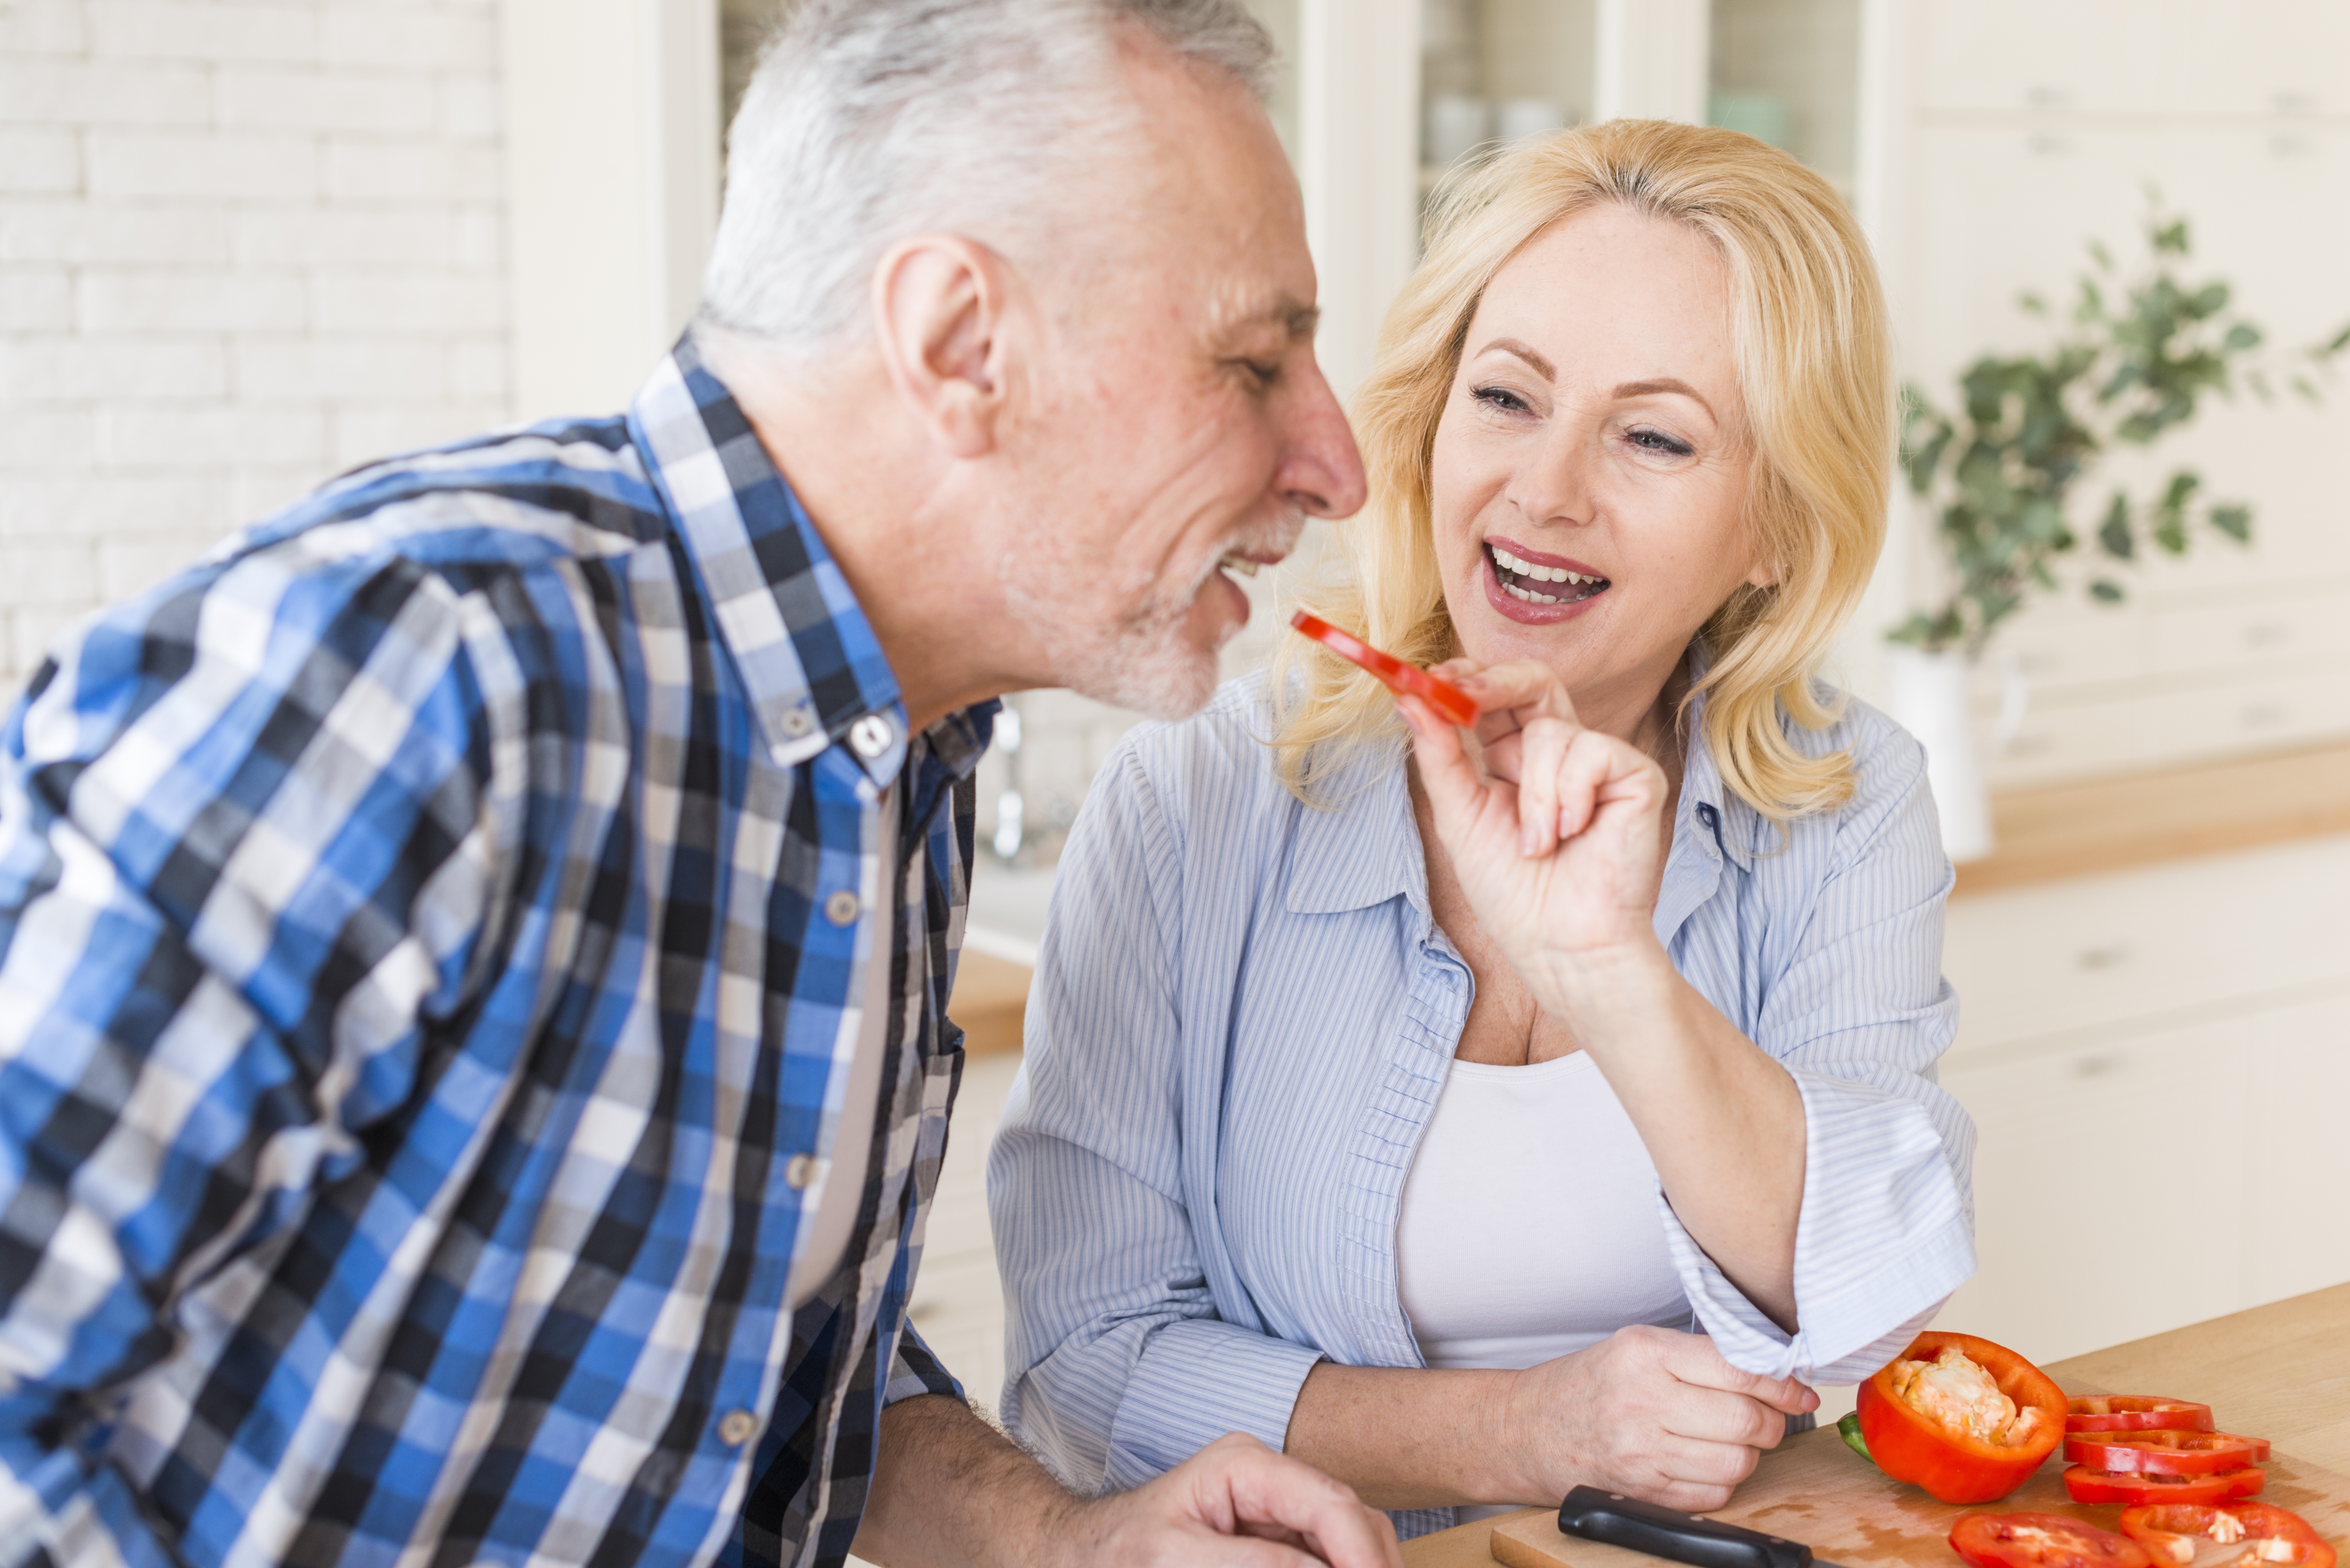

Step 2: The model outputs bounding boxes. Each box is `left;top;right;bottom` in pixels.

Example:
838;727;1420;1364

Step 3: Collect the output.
871;234;1021;460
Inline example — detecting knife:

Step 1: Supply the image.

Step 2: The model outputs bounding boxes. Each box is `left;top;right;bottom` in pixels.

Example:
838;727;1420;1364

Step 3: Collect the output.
1555;1486;1855;1568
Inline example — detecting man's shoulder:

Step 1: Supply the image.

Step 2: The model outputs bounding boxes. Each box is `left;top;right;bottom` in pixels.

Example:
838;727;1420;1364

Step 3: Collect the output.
234;413;671;576
21;415;676;748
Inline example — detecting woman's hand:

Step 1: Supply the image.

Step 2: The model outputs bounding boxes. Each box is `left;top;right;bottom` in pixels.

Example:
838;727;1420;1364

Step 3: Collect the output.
1493;1326;1819;1514
1402;659;1670;1015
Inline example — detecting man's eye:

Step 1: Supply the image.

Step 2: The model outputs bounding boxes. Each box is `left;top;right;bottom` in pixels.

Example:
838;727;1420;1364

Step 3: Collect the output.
1238;359;1280;388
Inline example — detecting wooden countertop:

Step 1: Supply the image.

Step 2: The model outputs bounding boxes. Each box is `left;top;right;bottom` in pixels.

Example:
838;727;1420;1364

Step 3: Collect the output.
1401;1282;2350;1566
947;948;1031;1055
1953;739;2350;896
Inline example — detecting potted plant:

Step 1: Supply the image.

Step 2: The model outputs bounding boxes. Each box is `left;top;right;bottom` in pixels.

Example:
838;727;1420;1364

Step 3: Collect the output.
1889;203;2348;860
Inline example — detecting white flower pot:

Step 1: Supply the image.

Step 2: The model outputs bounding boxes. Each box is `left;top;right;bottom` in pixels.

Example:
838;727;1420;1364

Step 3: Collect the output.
1886;646;1994;863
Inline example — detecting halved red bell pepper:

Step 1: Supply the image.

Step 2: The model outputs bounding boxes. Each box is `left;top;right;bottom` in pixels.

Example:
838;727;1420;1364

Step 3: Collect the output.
2066;1397;2216;1434
2063;1430;2271;1475
1949;1512;2154;1567
1857;1331;2067;1504
2063;1466;2266;1506
2118;1501;2335;1568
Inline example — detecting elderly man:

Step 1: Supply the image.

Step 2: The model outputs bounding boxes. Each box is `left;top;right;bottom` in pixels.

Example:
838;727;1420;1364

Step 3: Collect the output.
0;3;1388;1566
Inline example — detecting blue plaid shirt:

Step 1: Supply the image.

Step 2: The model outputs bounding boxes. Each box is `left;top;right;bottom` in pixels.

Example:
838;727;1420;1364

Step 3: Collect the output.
0;336;989;1568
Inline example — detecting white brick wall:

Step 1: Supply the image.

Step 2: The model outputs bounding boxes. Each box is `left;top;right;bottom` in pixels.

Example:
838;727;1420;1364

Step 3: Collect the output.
0;0;509;691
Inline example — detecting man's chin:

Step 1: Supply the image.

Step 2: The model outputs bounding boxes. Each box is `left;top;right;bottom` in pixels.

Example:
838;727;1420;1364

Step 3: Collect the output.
1067;640;1222;721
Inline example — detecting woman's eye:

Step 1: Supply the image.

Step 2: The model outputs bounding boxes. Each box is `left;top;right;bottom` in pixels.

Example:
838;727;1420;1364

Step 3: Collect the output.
1627;426;1694;457
1472;385;1531;414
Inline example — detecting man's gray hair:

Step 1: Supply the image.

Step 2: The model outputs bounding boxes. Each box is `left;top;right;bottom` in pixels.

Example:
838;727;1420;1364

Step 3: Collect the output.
701;0;1275;356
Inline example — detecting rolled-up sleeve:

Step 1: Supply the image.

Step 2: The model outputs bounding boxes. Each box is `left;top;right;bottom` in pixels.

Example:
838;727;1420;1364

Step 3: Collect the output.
1662;726;1976;1386
986;748;1323;1494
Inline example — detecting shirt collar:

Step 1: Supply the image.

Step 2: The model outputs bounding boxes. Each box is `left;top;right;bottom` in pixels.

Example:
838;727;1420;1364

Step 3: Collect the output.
1283;732;1431;919
626;332;995;791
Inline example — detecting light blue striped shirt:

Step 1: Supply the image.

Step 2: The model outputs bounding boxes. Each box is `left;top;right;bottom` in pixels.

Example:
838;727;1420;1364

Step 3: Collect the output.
986;669;1977;1537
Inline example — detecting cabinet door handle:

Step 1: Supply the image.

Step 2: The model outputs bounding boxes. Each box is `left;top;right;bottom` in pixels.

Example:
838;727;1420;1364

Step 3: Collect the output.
2073;1054;2124;1078
2077;944;2133;971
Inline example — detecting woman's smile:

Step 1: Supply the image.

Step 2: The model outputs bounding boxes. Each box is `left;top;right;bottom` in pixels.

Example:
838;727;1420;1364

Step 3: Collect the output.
1482;536;1612;623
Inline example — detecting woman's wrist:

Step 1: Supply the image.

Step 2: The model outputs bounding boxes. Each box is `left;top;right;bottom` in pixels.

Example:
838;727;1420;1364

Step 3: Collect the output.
1479;1365;1548;1505
1530;937;1682;1044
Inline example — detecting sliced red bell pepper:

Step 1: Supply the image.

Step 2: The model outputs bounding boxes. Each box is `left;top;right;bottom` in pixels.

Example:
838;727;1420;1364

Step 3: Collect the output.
2063;1465;2266;1506
2118;1501;2336;1568
1949;1512;2155;1568
2066;1397;2216;1434
1856;1331;2066;1504
2063;1430;2271;1475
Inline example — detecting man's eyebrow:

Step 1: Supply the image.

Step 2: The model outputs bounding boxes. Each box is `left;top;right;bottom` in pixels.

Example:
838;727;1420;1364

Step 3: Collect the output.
1613;377;1716;418
1215;294;1321;343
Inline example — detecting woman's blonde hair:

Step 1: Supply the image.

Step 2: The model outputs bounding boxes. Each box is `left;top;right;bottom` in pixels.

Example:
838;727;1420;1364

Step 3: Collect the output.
1270;119;1893;820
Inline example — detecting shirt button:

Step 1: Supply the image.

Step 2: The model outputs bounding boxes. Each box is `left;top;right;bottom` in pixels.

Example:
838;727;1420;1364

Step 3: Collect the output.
779;706;815;738
717;1409;759;1447
824;889;860;925
848;713;895;759
785;1153;819;1189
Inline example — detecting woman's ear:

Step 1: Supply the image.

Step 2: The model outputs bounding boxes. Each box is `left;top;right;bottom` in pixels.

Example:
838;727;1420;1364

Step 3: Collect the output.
870;234;1022;460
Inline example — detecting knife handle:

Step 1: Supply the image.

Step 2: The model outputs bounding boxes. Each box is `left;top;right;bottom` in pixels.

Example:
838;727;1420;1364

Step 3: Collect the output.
1555;1486;1812;1568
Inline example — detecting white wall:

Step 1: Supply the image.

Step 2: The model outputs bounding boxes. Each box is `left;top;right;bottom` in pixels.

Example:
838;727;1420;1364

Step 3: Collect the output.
0;0;511;689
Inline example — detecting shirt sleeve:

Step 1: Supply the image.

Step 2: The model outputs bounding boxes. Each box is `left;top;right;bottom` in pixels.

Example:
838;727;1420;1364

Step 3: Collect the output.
1661;723;1977;1386
986;745;1324;1495
884;1320;966;1407
0;545;509;1567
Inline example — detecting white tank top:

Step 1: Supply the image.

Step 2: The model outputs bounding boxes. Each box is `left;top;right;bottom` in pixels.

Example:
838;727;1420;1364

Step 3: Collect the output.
1397;1051;1694;1519
1397;1050;1692;1370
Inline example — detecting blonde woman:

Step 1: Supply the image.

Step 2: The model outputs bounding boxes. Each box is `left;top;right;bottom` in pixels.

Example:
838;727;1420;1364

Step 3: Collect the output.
987;121;1976;1538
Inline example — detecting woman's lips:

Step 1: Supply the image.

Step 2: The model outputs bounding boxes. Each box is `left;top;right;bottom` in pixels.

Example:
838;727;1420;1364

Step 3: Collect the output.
1481;540;1609;624
1484;535;1605;578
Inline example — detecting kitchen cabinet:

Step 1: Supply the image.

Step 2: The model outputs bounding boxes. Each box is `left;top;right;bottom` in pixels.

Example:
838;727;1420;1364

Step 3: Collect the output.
1939;830;2350;1365
1941;833;2350;1053
1941;1012;2253;1362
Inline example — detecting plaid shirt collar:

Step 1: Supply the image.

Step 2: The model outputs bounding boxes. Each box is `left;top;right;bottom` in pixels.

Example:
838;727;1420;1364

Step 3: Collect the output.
629;331;995;793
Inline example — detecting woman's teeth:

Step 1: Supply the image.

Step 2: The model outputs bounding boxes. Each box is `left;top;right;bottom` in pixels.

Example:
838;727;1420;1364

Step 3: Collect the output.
1220;553;1260;577
1489;544;1607;604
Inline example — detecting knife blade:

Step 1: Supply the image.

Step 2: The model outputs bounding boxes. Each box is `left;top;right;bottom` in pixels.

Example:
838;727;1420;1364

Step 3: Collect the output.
1554;1486;1856;1568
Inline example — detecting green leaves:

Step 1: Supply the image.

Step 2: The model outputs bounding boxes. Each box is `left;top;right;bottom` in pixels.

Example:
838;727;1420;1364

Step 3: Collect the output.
1892;201;2292;655
2098;493;2134;560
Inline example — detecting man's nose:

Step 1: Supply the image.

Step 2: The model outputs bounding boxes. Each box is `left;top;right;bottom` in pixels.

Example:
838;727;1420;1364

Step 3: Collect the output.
1278;354;1369;521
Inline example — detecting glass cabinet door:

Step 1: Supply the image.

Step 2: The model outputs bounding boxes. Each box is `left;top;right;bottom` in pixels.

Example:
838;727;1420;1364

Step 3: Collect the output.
1420;0;1599;189
1707;0;1862;199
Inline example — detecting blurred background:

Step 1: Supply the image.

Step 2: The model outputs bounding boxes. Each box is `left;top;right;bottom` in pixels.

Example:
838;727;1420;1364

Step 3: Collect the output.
4;0;2346;1422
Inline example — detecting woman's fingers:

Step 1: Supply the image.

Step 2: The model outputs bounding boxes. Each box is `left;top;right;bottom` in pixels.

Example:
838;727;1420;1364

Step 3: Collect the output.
1513;711;1573;857
1450;658;1578;723
1656;1384;1797;1451
1395;696;1483;831
1661;1336;1820;1421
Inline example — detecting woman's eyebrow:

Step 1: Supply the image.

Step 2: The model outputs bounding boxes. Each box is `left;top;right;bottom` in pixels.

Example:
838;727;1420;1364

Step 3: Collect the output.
1613;377;1716;418
1477;337;1556;380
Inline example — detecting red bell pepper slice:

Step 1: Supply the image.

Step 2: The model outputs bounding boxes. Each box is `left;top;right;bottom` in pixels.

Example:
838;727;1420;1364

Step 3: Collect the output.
1949;1512;2155;1568
2063;1430;2272;1475
2066;1397;2216;1434
1856;1331;2067;1504
2118;1501;2336;1568
2063;1466;2267;1506
1288;611;1481;727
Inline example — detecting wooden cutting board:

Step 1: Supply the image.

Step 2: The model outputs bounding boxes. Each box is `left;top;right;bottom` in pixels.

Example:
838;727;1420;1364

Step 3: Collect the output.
1487;1422;2350;1567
